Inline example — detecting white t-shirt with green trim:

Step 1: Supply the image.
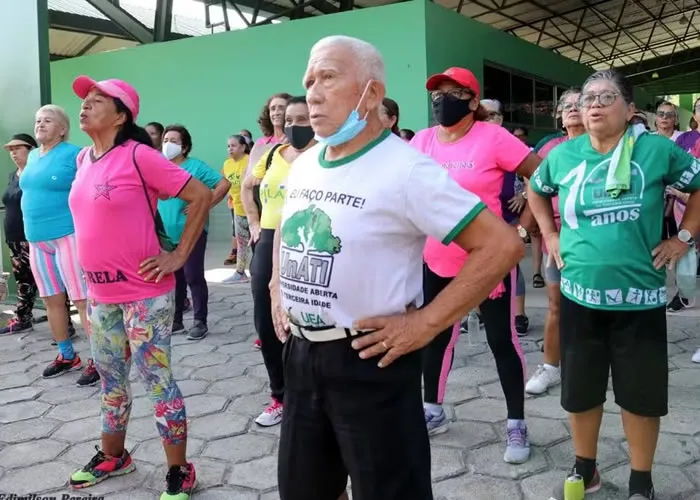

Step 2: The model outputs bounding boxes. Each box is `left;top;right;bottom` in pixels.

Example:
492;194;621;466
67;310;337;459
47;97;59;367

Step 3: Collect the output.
278;130;486;329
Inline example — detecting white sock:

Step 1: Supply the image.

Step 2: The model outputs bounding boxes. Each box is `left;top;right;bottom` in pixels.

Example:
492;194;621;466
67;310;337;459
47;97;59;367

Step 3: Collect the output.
424;402;442;415
544;363;560;371
507;418;525;429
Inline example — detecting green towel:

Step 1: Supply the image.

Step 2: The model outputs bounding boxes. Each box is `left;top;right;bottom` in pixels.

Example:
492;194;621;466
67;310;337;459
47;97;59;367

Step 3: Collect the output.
605;124;646;198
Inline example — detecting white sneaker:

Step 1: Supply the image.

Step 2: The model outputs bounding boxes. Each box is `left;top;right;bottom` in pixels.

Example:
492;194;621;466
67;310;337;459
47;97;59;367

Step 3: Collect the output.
692;349;700;364
525;364;561;395
255;398;283;427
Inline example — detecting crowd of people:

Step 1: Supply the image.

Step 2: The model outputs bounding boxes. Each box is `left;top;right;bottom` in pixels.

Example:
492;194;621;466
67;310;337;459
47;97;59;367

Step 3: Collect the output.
2;33;700;500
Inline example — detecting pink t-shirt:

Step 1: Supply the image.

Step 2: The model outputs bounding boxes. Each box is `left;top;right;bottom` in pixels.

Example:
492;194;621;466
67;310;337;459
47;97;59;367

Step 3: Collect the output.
411;121;530;277
255;136;282;146
537;136;568;254
69;140;192;304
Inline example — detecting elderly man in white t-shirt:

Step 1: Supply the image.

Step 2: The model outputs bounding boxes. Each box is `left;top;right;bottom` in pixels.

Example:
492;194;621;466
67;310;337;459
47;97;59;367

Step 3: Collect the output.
268;35;525;500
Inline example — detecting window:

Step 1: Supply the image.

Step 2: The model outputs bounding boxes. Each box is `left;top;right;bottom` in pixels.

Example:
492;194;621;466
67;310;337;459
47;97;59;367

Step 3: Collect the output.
511;75;534;126
535;81;555;128
483;66;512;121
483;63;563;130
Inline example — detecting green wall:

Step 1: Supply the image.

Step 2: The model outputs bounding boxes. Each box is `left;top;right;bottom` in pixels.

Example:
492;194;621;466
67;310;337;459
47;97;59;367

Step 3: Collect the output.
49;0;599;241
423;0;592;143
50;1;428;242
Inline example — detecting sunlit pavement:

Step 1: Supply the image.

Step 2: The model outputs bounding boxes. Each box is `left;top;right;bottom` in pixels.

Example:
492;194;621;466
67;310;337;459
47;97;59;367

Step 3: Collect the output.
0;245;698;499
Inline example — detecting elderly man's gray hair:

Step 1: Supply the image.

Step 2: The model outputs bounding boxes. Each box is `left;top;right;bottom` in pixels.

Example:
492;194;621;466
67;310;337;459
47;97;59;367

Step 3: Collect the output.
310;35;386;85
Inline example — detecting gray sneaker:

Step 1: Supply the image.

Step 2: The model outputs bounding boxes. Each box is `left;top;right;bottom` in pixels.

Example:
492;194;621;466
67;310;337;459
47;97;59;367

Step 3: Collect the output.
424;406;449;436
187;321;208;341
222;271;249;284
503;420;531;464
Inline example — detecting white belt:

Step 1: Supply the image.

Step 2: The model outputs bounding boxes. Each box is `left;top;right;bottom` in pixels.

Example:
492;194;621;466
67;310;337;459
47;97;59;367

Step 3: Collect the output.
289;324;364;342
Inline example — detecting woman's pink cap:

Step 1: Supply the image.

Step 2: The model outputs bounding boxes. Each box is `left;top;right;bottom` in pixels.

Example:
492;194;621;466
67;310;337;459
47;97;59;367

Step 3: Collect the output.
72;76;140;120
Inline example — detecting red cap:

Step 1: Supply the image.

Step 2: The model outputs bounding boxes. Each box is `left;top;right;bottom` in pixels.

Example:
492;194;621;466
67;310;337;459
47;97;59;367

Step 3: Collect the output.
426;67;480;97
72;76;140;121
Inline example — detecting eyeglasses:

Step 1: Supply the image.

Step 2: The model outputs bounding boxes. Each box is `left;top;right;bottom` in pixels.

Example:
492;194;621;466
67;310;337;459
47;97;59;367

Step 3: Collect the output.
487;111;502;118
429;89;472;102
656;111;677;119
579;91;619;108
561;102;579;112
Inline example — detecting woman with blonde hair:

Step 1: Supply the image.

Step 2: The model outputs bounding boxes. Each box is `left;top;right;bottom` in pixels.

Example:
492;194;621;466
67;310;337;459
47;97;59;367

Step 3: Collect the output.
21;104;98;386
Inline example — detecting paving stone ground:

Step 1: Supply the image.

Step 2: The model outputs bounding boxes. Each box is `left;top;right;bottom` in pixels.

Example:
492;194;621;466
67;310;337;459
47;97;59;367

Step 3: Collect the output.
0;281;698;500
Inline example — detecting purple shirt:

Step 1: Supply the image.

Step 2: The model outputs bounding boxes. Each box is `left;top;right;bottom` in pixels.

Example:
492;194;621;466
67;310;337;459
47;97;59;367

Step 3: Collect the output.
676;130;700;152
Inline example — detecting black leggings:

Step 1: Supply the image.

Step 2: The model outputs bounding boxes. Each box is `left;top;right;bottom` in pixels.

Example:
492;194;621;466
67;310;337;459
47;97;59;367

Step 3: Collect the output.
421;264;526;419
250;229;284;402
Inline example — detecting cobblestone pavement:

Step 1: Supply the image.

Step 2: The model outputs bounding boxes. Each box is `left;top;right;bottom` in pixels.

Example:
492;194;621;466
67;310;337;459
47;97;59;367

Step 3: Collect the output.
0;284;699;500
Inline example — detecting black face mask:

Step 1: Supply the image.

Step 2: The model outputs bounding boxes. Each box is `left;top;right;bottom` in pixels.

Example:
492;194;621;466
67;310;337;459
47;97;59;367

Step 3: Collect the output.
432;94;472;127
284;125;315;150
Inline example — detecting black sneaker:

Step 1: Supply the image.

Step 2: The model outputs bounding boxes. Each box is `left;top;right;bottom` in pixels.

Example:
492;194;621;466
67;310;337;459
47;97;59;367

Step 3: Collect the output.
515;315;529;336
172;322;186;334
187;321;208;341
0;318;33;335
43;354;82;378
51;324;77;346
76;359;100;387
667;293;689;312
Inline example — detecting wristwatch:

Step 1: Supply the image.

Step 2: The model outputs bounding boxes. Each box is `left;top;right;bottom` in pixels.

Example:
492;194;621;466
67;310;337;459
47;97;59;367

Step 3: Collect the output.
678;229;695;246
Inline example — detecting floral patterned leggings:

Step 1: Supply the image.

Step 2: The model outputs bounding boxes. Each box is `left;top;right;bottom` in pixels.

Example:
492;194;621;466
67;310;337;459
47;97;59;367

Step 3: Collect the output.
88;291;186;444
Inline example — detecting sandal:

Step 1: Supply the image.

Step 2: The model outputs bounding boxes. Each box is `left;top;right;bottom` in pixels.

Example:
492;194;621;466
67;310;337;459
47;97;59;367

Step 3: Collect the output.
533;273;545;288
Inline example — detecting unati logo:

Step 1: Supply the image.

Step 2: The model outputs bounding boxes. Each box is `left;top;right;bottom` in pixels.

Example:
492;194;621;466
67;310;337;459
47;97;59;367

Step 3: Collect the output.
280;204;341;288
561;159;644;229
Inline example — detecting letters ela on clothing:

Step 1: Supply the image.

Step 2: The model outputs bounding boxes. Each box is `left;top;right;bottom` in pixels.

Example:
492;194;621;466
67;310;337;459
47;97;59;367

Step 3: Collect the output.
85;270;127;284
279;205;342;327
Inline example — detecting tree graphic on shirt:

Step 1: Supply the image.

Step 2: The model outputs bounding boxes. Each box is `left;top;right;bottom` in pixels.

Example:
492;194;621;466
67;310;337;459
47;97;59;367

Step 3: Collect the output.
281;204;342;254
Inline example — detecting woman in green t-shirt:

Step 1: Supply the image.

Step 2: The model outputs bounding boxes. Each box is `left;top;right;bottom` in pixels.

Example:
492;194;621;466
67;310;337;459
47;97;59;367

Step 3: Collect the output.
528;69;700;500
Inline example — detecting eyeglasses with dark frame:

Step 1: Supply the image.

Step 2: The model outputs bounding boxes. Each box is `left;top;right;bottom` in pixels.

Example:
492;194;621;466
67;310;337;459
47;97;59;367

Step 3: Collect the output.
579;91;620;108
429;88;473;102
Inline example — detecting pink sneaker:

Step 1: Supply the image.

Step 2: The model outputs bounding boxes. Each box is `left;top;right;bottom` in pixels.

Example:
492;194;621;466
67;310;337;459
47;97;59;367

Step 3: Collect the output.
255;398;283;427
161;462;196;499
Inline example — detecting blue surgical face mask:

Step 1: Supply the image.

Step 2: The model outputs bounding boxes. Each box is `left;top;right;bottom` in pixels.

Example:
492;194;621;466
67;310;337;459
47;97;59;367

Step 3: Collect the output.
315;82;372;147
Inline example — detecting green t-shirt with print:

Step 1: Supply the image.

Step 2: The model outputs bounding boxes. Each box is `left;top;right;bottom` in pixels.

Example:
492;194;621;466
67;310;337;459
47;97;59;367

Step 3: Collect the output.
531;132;700;311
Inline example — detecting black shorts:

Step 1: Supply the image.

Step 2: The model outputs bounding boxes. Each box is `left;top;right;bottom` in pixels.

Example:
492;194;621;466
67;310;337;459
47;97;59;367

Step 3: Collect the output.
277;335;433;500
559;295;668;417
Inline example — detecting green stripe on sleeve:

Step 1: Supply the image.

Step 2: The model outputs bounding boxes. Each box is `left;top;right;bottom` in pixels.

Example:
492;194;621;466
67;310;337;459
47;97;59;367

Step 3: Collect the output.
441;201;487;245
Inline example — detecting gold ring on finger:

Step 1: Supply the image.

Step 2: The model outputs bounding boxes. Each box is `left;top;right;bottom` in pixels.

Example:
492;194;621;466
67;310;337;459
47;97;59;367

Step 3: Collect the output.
382;341;389;350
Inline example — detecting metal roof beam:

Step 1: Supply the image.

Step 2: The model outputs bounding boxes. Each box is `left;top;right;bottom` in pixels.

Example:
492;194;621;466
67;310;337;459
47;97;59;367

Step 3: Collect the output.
497;0;615;28
527;0;620;60
85;0;153;43
154;0;174;41
618;45;700;77
50;10;131;39
467;0;602;61
580;0;660;59
631;0;689;53
588;31;699;65
548;1;699;51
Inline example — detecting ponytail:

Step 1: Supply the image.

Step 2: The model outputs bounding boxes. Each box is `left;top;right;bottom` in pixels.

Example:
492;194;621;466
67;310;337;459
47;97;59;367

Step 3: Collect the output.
114;99;154;147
